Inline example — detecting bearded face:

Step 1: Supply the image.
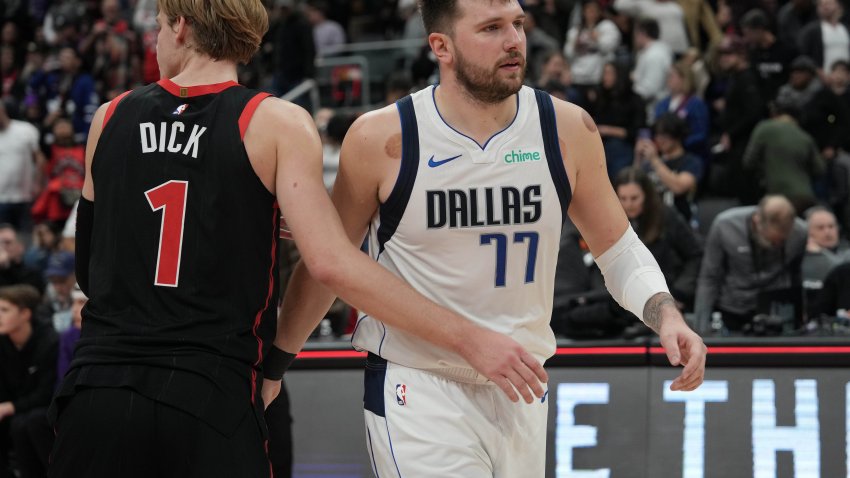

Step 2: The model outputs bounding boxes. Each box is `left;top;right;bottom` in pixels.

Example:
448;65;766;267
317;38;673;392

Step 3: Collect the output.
454;47;526;104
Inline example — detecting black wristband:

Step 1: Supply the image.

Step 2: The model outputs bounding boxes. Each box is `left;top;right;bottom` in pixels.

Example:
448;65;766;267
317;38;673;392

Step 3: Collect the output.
263;346;297;380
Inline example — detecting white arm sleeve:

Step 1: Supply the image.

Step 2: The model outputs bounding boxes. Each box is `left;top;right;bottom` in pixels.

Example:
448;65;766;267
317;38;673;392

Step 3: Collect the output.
594;226;670;322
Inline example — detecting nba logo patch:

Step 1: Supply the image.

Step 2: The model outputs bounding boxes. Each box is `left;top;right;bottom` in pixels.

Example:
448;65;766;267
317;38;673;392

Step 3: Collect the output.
395;384;407;406
172;104;189;115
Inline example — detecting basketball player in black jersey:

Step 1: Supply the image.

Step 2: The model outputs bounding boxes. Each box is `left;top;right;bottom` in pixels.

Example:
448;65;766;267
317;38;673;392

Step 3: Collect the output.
50;0;554;477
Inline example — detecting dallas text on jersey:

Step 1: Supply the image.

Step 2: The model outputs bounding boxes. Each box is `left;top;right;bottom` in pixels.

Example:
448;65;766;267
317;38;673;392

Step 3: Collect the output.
426;185;542;229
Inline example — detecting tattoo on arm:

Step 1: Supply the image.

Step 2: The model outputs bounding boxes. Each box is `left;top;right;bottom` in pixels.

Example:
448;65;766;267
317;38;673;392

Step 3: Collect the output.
643;292;677;333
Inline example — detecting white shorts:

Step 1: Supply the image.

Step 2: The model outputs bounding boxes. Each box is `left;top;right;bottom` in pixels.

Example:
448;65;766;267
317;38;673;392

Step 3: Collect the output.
363;354;548;478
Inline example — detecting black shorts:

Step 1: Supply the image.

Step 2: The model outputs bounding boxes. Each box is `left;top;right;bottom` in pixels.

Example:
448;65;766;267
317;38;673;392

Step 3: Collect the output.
49;387;270;478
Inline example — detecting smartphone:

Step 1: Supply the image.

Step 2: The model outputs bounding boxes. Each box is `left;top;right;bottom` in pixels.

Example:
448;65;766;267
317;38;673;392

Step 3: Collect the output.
637;128;652;141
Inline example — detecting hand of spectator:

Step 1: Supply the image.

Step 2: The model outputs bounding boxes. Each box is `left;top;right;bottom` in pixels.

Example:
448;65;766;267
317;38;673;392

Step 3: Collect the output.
807;238;823;253
822;147;836;161
713;98;726;112
262;378;282;410
0;247;10;268
0;402;14;421
634;138;657;164
658;314;706;392
458;327;548;404
719;133;731;152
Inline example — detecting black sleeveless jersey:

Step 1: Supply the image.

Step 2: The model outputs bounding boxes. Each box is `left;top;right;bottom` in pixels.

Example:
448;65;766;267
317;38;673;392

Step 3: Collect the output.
57;79;279;435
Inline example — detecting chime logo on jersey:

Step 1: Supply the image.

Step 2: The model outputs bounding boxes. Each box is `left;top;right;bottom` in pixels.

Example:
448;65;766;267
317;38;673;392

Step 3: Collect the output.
172;104;189;115
502;147;542;164
396;384;407;406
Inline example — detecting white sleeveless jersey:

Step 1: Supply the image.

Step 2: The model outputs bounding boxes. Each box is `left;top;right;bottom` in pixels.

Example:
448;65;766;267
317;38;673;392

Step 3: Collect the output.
351;85;572;380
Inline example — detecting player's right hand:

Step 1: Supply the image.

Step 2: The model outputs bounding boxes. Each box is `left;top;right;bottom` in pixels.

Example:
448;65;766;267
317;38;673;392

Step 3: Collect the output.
460;328;548;404
262;378;282;410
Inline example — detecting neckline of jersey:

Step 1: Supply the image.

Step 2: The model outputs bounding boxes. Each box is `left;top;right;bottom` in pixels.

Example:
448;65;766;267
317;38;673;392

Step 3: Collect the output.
157;78;241;98
429;84;521;151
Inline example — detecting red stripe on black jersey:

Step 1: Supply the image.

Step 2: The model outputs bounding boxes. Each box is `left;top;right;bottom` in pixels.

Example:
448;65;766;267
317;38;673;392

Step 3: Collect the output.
239;92;273;140
102;90;132;128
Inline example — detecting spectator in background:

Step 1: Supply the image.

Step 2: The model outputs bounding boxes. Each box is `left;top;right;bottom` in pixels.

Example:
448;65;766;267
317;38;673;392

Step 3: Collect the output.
741;9;798;104
778;0;817;51
0;225;44;293
535;51;582;104
41;251;74;334
586;61;646;181
57;283;85;381
564;0;621;90
0;284;57;478
43;47;98;141
743;99;825;214
0;101;44;231
798;0;850;78
679;47;711;98
42;1;85;49
803;206;848;288
525;0;577;49
384;73;413;105
82;0;139;94
635;113;703;227
615;167;703;309
132;0;159;84
713;36;764;203
271;0;316;102
318;111;355;190
522;9;560;84
22;223;60;277
305;0;346;57
615;0;689;54
0;46;23;106
810;261;850;318
654;61;710;162
802;59;850;155
31;118;84;227
676;0;723;51
631;18;672;118
0;22;25;66
776;56;823;112
695;195;807;333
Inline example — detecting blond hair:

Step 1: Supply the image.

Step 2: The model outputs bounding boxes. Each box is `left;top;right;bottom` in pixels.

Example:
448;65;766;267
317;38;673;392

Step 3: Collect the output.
158;0;268;64
671;61;696;96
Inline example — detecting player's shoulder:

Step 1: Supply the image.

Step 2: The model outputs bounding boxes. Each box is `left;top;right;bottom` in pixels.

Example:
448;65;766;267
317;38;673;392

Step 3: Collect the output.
547;94;593;134
252;96;315;129
348;103;402;143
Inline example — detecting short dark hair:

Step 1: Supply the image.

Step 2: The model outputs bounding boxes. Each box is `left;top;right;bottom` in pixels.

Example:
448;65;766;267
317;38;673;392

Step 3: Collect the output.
418;0;513;34
635;18;660;40
418;0;463;34
832;59;850;72
804;205;836;221
653;113;689;143
0;284;41;314
741;9;770;31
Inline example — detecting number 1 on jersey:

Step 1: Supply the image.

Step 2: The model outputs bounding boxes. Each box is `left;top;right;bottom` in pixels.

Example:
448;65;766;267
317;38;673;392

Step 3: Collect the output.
145;180;188;287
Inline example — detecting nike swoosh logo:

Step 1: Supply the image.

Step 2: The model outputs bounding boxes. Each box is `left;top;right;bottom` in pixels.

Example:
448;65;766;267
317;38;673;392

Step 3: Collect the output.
428;154;462;168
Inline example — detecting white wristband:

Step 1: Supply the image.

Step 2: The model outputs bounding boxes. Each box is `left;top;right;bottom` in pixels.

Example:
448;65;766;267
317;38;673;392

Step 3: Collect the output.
594;226;670;322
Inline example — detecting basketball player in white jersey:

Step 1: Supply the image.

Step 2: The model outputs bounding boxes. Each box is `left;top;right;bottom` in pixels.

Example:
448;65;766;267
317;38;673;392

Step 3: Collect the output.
262;0;706;476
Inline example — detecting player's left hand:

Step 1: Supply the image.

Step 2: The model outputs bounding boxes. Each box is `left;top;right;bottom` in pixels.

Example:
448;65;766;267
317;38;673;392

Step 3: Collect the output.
262;378;282;410
659;316;707;392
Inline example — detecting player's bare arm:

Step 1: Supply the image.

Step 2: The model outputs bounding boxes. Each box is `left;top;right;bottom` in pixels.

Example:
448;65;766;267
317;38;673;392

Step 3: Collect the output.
248;100;547;404
553;97;706;392
81;103;109;201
